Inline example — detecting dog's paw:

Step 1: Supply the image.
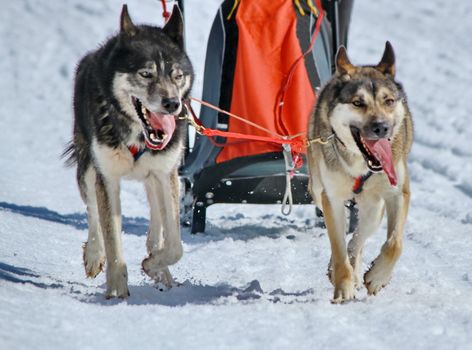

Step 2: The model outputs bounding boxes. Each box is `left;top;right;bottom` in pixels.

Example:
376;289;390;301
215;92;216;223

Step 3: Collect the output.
351;260;364;290
154;268;174;290
83;241;105;278
145;242;183;267
353;272;364;290
331;279;356;304
327;258;335;286
364;259;392;295
105;263;130;299
142;256;173;288
142;256;174;289
348;255;364;290
329;259;356;303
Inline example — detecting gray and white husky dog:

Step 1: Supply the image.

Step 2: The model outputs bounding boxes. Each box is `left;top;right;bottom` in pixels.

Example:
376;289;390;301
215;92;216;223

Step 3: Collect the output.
64;5;193;298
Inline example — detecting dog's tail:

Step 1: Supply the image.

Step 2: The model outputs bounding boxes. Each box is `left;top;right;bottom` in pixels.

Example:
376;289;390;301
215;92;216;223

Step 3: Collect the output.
62;141;77;167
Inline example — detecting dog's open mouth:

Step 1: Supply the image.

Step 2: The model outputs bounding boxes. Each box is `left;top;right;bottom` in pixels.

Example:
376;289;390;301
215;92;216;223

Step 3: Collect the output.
350;126;397;186
132;97;176;150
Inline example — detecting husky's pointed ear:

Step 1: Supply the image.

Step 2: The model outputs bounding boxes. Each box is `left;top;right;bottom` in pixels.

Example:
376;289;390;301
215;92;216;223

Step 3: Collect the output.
163;5;184;49
376;41;396;77
120;4;137;36
335;46;355;77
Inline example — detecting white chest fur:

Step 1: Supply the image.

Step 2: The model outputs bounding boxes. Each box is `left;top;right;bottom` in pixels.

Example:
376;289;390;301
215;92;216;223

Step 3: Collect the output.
92;139;183;181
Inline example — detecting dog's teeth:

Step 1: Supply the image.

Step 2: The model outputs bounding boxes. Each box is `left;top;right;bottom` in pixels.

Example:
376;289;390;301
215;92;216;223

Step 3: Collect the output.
368;160;372;166
141;106;147;118
150;133;157;141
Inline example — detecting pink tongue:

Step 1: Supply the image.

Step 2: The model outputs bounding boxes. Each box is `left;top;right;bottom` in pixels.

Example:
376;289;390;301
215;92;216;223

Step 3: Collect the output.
363;138;397;186
148;112;176;148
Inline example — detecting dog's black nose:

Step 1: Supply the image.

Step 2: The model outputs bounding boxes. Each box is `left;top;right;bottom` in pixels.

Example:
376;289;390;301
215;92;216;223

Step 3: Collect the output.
369;121;390;138
162;97;180;113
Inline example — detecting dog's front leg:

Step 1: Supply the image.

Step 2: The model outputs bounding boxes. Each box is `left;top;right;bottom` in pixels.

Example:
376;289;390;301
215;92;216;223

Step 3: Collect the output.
142;170;183;288
364;177;410;295
95;173;129;299
80;166;106;278
321;191;355;303
348;196;384;289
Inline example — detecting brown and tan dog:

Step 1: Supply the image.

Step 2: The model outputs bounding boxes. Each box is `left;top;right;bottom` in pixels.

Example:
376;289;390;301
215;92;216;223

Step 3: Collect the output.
307;42;413;303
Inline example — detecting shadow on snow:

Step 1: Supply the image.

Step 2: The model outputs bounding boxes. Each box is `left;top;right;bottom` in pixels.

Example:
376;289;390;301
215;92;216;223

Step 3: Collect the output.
0;201;311;242
0;261;64;289
0;201;148;236
81;279;318;306
0;261;317;305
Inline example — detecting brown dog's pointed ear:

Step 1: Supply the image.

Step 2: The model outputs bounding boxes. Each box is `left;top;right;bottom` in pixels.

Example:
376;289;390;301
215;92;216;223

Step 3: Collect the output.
163;5;184;49
376;41;396;76
335;46;355;76
120;4;137;36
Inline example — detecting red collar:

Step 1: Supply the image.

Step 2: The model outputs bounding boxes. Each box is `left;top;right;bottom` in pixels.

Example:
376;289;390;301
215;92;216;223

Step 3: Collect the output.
128;145;146;161
352;171;373;194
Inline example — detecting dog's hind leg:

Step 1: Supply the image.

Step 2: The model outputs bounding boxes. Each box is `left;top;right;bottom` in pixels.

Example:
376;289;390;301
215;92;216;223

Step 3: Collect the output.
347;196;384;289
80;166;106;278
95;173;129;299
142;170;183;288
321;191;355;303
364;175;410;295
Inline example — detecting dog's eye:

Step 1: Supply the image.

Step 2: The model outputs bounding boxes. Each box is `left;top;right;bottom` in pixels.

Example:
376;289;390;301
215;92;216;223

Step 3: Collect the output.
139;71;153;79
352;100;364;108
173;74;184;82
385;98;395;107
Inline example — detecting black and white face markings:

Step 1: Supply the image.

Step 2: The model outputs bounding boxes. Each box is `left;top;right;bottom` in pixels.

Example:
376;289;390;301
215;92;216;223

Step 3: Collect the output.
113;57;189;117
129;53;190;111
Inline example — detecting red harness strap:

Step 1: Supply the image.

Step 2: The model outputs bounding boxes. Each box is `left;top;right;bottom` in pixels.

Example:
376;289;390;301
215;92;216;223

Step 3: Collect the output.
275;3;325;132
128;145;146;161
352;171;373;194
128;145;139;156
184;99;307;171
160;0;171;22
200;128;306;154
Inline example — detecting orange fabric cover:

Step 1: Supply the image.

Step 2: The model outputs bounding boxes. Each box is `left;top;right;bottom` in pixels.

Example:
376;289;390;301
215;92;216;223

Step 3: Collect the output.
216;0;316;163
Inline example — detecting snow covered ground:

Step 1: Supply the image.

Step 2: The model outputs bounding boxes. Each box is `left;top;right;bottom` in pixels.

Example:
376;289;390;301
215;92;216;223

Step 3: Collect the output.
1;0;471;349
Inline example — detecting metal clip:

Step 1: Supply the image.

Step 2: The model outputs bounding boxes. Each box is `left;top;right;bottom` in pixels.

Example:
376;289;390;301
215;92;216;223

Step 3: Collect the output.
306;133;335;147
281;143;294;216
182;102;205;135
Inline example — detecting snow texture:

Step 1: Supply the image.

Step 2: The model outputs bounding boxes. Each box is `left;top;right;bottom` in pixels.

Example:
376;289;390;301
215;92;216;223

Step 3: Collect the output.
1;0;471;349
